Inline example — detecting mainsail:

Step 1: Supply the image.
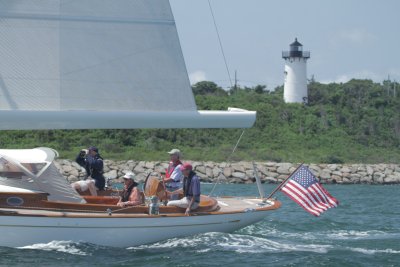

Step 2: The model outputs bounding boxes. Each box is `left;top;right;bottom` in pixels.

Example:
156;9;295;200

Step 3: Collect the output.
0;0;256;129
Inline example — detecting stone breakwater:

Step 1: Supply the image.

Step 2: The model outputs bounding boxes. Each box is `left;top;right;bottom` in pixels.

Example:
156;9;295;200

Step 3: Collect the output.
55;160;400;185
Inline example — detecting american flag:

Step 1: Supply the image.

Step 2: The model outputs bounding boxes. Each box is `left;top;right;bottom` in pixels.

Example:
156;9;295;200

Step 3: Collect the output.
280;165;339;216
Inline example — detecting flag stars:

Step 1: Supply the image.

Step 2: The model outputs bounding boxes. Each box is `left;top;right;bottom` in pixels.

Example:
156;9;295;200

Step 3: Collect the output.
292;168;317;188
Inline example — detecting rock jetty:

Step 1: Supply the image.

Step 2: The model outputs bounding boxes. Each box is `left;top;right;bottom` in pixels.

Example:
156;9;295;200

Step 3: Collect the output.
56;160;400;185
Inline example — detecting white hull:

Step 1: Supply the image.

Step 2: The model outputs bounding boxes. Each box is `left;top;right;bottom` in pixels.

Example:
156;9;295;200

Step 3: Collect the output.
0;210;271;247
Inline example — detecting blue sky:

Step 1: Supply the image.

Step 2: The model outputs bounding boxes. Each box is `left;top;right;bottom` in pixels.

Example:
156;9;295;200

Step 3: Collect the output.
170;0;400;90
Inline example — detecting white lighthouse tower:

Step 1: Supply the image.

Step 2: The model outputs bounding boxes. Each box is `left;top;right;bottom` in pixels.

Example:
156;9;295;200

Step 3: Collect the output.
282;38;310;103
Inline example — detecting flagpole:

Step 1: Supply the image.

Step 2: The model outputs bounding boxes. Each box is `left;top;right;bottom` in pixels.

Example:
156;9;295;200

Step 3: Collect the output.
265;163;304;199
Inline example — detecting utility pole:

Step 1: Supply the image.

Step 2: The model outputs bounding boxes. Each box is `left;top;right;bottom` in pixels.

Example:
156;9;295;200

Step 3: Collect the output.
234;70;238;92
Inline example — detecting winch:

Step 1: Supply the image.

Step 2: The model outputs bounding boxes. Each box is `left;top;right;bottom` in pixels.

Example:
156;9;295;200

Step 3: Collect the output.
148;196;160;215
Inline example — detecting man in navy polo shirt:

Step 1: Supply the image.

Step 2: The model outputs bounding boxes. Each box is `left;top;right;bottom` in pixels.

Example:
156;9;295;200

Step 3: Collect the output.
167;162;200;216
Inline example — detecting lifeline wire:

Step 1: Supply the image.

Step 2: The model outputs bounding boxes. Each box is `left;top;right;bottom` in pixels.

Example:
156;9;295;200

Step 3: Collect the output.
208;129;246;196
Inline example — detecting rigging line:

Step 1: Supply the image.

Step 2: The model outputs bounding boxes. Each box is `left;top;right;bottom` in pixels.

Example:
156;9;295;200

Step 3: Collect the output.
207;0;233;88
208;129;246;197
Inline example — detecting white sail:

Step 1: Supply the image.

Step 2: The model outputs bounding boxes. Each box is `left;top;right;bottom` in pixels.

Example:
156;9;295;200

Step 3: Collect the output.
0;0;256;129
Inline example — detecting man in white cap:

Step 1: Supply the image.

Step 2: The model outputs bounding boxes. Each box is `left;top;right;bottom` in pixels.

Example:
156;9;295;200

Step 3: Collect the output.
163;148;183;196
117;172;143;207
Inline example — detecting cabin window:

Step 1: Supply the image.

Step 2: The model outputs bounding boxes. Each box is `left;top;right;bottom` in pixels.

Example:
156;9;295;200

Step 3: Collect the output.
0;157;26;179
6;196;24;206
21;163;46;175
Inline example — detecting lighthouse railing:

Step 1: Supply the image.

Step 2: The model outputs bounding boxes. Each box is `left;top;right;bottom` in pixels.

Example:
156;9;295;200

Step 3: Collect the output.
282;51;310;59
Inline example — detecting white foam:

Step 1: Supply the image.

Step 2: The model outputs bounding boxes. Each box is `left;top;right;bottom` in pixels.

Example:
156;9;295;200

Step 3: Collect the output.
349;247;400;255
214;233;332;254
197;248;211;253
327;230;393;240
18;240;88;256
130;233;219;250
242;225;397;242
131;232;331;254
241;224;317;240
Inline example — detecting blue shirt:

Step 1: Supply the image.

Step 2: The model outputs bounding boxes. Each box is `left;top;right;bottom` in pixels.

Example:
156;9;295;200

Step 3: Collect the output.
183;171;200;203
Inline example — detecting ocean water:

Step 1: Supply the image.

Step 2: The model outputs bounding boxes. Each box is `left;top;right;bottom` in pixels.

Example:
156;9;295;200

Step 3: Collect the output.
1;184;399;267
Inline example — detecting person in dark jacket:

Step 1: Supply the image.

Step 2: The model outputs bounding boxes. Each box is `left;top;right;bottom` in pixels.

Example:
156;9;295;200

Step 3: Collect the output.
75;146;105;190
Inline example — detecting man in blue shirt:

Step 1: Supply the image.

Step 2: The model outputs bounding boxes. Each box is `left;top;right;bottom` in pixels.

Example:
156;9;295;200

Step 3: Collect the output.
167;163;200;216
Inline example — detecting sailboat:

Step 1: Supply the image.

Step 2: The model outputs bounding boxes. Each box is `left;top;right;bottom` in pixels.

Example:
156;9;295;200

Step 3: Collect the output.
0;0;281;247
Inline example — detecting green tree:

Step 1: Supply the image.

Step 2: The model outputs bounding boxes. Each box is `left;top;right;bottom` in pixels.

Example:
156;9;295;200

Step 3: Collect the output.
192;81;227;96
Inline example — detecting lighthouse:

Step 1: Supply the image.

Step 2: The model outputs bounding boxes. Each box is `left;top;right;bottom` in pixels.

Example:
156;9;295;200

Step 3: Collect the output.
282;38;310;103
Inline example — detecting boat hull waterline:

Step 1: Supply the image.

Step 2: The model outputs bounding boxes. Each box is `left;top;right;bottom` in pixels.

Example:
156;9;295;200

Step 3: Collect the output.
0;208;276;247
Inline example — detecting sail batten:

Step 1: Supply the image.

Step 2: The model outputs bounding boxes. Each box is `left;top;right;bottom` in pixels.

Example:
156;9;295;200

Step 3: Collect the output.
0;12;175;25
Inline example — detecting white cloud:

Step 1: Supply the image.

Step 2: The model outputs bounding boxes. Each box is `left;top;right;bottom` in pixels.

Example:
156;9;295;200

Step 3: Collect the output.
340;29;375;43
387;68;400;81
330;28;376;47
320;70;388;84
320;74;351;84
189;70;207;84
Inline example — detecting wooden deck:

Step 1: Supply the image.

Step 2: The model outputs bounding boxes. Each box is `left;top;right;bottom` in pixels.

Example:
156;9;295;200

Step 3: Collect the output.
216;197;279;213
0;190;281;218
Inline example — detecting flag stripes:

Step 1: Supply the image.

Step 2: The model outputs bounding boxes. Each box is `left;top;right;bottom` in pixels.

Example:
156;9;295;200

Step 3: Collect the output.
280;165;339;216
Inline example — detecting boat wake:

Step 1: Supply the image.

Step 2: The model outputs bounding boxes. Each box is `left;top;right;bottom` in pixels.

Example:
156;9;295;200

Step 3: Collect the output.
206;233;332;254
17;241;90;256
241;224;398;241
326;230;398;240
129;232;331;254
347;247;400;255
13;226;399;258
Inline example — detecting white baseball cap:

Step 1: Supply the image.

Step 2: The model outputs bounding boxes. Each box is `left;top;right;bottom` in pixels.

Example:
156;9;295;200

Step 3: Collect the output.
123;172;135;180
167;148;181;157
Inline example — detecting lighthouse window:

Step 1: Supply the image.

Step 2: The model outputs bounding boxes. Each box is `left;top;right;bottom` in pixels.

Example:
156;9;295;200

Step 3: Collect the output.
291;46;302;52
